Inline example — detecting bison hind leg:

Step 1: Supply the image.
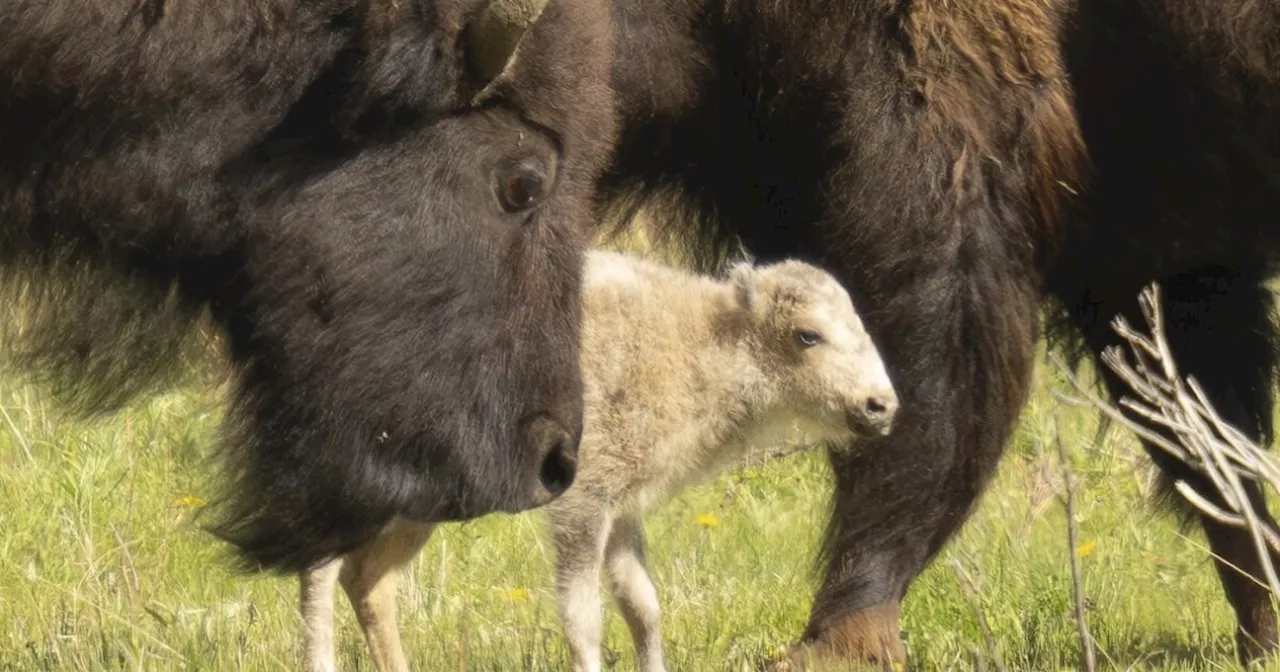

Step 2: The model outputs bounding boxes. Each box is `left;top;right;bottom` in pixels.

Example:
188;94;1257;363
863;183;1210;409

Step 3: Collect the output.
1075;265;1280;665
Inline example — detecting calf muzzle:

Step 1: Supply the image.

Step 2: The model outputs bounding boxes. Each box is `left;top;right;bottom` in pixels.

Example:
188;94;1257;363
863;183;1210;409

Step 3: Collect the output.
846;390;899;438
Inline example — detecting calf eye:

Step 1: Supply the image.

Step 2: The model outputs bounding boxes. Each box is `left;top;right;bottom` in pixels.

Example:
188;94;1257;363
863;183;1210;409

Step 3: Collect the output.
495;162;547;213
795;329;824;348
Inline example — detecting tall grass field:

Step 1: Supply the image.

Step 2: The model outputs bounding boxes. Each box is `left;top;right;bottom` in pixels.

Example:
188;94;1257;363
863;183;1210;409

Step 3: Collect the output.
2;232;1278;671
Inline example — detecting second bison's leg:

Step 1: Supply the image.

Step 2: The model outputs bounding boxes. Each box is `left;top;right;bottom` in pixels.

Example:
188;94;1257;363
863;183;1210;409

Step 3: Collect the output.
604;514;667;672
1077;268;1280;665
550;502;615;672
338;521;436;672
794;252;1042;666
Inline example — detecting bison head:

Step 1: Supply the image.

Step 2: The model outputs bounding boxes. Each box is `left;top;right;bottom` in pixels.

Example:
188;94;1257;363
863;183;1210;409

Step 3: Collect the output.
0;0;614;574
207;0;618;572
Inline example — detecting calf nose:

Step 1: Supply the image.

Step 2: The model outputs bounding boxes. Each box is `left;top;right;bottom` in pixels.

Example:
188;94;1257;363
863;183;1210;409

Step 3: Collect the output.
848;389;899;437
525;417;579;507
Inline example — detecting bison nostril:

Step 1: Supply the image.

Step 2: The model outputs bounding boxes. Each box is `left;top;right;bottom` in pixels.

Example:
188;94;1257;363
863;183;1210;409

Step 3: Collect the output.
865;396;889;417
523;416;579;508
538;439;577;497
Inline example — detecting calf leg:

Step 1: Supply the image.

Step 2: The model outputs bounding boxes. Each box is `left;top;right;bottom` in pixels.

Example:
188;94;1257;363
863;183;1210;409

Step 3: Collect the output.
301;557;344;672
604;514;666;672
551;502;615;672
1076;268;1280;665
338;521;436;672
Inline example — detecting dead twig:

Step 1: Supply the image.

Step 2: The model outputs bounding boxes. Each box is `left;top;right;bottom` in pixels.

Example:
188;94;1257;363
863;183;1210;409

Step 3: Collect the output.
948;557;1010;672
1052;282;1280;619
1052;416;1097;672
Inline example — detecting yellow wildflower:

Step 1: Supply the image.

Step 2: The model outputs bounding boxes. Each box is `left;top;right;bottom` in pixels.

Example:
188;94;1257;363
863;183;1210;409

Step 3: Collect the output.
173;495;206;509
1075;540;1096;558
695;513;720;528
506;588;530;603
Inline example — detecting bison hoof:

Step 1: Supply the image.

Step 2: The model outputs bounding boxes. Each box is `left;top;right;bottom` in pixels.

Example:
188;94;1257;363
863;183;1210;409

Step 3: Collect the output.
766;602;908;671
762;643;905;672
1238;627;1280;667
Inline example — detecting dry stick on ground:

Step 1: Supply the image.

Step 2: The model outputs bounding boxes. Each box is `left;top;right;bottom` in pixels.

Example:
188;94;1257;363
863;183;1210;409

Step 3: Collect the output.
1051;415;1098;672
947;556;1010;672
1051;282;1280;616
734;433;837;471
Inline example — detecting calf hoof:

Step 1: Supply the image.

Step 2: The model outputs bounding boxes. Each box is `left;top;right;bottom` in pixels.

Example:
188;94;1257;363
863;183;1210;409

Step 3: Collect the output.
767;602;907;672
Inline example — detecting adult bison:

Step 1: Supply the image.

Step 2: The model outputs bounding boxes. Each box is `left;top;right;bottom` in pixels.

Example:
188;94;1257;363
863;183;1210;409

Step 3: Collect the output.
476;0;1280;666
0;0;616;575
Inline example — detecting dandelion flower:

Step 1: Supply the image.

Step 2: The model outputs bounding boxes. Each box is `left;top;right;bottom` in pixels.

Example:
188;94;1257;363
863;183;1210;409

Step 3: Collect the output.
506;588;530;603
173;495;206;509
695;513;720;528
1075;540;1096;558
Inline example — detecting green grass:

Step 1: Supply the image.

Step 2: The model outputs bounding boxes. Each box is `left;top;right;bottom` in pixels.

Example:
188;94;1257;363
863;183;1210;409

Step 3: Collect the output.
2;237;1278;671
2;346;1275;671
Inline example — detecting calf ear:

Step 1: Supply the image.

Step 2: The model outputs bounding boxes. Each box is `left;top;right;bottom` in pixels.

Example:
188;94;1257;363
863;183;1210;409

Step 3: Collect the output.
729;263;758;315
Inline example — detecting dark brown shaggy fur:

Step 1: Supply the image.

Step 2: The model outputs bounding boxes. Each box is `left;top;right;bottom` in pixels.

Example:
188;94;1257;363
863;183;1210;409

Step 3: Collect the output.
0;0;618;574
572;0;1280;665
1052;0;1280;662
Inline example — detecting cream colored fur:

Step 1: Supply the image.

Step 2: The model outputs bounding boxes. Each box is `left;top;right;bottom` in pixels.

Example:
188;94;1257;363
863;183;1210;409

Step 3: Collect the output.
299;250;898;672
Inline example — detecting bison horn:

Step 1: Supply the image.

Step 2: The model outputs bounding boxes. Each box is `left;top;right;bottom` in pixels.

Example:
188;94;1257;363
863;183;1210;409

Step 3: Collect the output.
464;0;551;92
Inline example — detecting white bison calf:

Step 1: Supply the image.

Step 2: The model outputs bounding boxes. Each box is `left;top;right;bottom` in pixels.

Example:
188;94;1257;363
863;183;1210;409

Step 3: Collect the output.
299;250;898;672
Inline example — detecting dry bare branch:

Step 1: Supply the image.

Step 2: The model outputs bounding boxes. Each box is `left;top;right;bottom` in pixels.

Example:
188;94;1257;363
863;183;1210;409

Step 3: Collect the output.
948;557;1010;672
1051;282;1280;613
1052;416;1097;672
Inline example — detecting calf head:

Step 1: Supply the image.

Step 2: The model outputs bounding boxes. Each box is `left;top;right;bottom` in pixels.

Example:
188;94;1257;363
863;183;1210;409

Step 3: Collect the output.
730;261;898;439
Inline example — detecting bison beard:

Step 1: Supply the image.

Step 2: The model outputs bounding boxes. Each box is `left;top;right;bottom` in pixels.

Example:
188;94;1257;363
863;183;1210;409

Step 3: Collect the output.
557;0;1280;667
0;0;617;574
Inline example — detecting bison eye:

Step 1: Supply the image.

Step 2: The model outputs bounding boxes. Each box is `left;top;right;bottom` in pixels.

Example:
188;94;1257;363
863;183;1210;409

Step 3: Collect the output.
495;163;546;213
795;329;824;348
